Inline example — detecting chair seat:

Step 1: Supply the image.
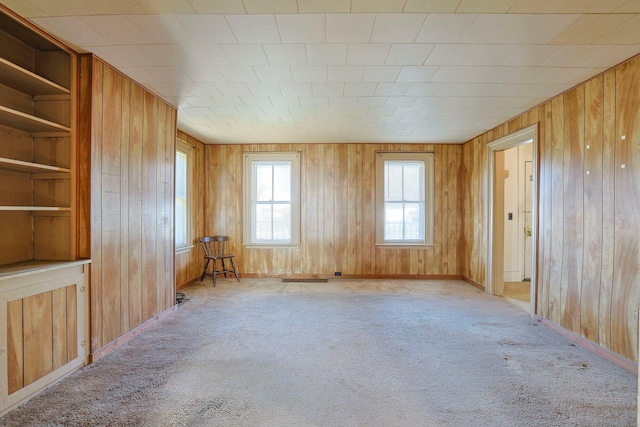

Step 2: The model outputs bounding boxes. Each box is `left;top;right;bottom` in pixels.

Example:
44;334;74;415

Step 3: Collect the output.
199;235;240;287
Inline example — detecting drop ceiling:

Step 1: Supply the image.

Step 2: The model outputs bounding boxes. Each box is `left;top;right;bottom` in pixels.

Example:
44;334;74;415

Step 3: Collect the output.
5;0;640;144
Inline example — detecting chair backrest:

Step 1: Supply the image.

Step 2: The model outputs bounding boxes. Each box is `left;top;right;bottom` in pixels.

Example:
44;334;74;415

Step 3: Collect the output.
200;235;230;257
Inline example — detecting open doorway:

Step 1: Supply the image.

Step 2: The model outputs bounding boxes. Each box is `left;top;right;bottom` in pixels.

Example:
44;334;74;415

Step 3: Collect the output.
486;125;538;316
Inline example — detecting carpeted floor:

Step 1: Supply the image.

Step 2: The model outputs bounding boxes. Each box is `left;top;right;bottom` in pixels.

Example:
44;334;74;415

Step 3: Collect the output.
0;278;636;426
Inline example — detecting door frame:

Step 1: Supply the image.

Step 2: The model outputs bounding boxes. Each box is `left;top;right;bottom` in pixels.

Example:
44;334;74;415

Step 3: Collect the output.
486;124;539;316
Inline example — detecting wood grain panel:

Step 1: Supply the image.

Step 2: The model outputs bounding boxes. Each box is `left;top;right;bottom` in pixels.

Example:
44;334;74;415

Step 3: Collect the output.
23;291;53;386
79;55;176;355
7;298;23;394
51;286;67;369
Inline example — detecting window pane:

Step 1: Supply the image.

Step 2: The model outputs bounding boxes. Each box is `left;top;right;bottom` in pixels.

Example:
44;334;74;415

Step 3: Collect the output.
403;162;423;201
273;163;291;201
255;164;273;201
403;202;423;240
255;204;272;240
175;150;188;247
384;202;404;240
385;162;403;201
272;203;291;241
175;199;187;247
176;151;187;176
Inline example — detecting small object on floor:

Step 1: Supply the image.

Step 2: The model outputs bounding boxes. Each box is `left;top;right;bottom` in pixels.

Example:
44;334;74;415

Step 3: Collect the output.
176;292;189;305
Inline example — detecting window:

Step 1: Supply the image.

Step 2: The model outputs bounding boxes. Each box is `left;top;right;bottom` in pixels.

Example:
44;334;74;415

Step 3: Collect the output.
243;152;300;246
175;141;193;252
376;152;434;246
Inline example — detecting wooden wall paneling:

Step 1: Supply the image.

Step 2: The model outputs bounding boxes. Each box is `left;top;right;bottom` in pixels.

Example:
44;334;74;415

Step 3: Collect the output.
611;58;640;361
598;70;617;350
538;102;554;319
347;144;358;274
141;91;158;321
323;144;335;274
22;291;53;386
119;77;130;334
362;144;375;275
446;144;463;275
51;286;67;370
7;298;23;394
89;57;103;353
100;65;122;346
433;145;444;275
580;76;604;343
66;284;77;361
561;86;585;334
155;101;167;315
334;143;348;275
127;82;144;329
304;144;320;274
548;95;565;325
77;55;92;260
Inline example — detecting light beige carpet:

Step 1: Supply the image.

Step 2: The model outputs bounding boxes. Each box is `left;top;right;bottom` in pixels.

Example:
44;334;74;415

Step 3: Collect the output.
0;278;635;426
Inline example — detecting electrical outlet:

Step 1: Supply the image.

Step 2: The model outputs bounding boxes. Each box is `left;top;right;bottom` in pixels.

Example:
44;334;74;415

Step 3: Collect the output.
334;271;342;277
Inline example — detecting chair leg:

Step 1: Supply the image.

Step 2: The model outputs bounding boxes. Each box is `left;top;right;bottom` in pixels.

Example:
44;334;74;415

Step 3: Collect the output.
200;259;210;282
212;258;217;287
231;257;240;281
221;258;228;277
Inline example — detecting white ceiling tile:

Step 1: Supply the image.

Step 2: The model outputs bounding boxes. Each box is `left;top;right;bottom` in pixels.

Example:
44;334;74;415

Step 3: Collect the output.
216;66;259;82
25;0;98;16
135;0;196;13
188;0;247;14
79;16;151;44
2;0;65;16
460;14;529;43
32;17;109;47
508;0;571;13
562;0;628;13
147;82;192;97
301;97;329;107
182;106;216;117
367;106;397;116
139;45;193;66
243;0;298;13
328;66;366;82
298;0;351;12
500;45;564;66
270;97;301;107
597;15;640;44
276;14;325;43
214;82;252;96
397;66;439;82
175;15;237;43
264;44;308;65
341;107;369;116
415;14;478;43
221;44;269;65
549;14;633;44
371;14;427;43
307;44;349;65
241;96;274;107
120;67;159;84
540;45;612;67
326;14;376;42
312;83;345;97
351;0;406;12
347;43;392;65
291;66;328;82
181;44;231;66
505;14;581;44
330;97;359;107
363;66;403;81
405;83;442;96
385;44;435;65
385;96;417;107
615;0;640;12
585;45;640;66
537;67;606;84
457;0;518;13
144;66;190;82
279;82;313;96
183;96;218;107
262;106;291;115
226;15;281;43
357;97;387;107
181;82;223;96
345;82;379;96
375;82;411;96
404;0;460;12
462;45;520;66
182;65;225;83
214;96;244;107
236;106;265;115
431;66;548;84
424;45;477;66
128;15;193;44
254;66;294;83
247;83;283;96
92;45;154;67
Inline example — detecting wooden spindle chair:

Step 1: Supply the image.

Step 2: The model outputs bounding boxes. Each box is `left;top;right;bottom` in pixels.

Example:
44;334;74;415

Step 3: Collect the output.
199;235;240;286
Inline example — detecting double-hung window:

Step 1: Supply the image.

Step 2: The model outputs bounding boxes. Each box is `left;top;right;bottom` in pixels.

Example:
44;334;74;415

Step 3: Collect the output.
175;141;193;252
376;152;434;246
243;152;300;246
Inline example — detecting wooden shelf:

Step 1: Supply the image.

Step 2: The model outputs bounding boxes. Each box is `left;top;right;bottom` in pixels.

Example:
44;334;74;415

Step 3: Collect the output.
0;156;70;174
0;57;70;96
0;206;71;211
0;105;70;133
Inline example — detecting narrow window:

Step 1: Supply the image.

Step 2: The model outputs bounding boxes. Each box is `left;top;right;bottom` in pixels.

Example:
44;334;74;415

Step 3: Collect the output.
175;141;192;252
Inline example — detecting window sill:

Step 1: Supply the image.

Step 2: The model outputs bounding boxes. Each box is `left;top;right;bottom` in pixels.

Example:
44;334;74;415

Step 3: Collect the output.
243;244;300;249
375;243;434;249
175;245;194;255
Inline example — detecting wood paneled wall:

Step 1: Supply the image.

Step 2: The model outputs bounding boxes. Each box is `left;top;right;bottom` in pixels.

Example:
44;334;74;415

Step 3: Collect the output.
201;143;463;277
462;54;640;361
78;55;177;355
175;130;205;289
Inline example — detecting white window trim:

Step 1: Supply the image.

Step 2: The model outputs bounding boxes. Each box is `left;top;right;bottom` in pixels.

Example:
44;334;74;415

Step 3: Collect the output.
243;152;301;247
175;140;194;254
375;151;434;248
